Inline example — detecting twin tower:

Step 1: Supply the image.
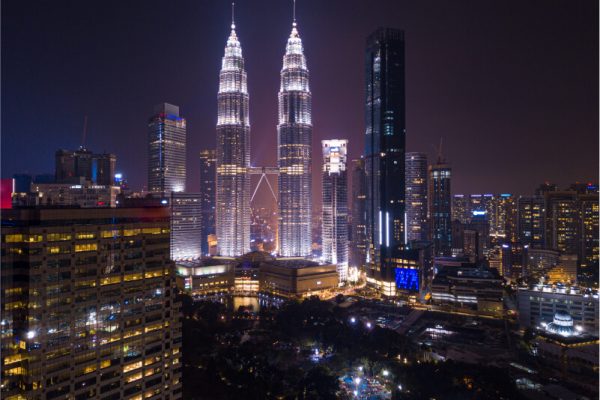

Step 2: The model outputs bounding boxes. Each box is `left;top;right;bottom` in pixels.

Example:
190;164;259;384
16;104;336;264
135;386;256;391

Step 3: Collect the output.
216;7;312;257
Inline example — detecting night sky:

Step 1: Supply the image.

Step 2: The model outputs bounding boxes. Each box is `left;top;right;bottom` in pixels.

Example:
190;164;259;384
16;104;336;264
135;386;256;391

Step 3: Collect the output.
2;0;598;208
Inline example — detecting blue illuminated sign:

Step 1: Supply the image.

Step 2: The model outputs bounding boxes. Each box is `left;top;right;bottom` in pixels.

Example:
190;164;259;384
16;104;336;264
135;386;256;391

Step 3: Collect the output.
472;210;486;216
395;268;419;291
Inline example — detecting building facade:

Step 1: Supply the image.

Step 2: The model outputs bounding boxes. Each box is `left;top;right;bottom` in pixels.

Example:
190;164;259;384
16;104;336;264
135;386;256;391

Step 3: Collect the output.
277;18;313;257
405;152;428;243
350;159;367;270
56;148;116;186
199;149;216;256
517;285;599;335
321;140;349;282
1;207;182;400
147;103;187;196
170;192;202;260
364;28;406;293
429;160;452;256
216;19;251;257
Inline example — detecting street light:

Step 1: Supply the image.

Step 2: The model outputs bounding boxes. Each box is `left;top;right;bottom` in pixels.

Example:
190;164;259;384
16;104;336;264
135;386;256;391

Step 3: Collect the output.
350;317;356;324
398;384;403;391
382;369;389;377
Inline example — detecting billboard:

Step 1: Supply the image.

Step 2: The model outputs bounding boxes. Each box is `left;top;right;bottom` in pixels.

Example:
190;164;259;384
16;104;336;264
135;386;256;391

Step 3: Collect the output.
395;267;419;291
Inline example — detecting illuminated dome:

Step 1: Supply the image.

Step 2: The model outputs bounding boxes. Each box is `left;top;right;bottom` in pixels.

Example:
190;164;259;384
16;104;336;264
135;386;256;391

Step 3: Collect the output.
546;312;578;337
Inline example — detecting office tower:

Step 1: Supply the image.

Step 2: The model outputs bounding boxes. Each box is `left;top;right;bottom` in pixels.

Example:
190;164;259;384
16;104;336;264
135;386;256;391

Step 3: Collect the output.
351;158;367;269
147;103;186;196
429;158;452;256
321;140;349;281
545;191;580;257
364;28;406;292
452;194;469;224
199;149;216;256
55;148;116;185
171;192;202;260
216;15;251;257
517;195;546;248
1;207;182;399
277;15;312;257
501;242;526;279
580;193;599;267
405;152;428;243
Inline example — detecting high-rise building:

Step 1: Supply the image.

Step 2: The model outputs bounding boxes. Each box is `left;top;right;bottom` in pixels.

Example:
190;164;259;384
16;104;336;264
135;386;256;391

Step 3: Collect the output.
321;139;349;282
517;195;546;248
580;193;599;267
277;16;312;257
55;148;116;185
199;149;216;256
1;207;182;399
429;159;452;256
171;192;202;260
350;158;367;269
545;191;581;257
452;194;469;224
405;152;428;243
147;103;187;196
216;15;251;257
364;28;406;293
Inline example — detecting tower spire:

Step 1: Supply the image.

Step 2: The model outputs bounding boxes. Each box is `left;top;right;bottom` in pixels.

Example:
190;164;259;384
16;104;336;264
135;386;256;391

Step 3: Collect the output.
293;0;296;25
231;2;235;29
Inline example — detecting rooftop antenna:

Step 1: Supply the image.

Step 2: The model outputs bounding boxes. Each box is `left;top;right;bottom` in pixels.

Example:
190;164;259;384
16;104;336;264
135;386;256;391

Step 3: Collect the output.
81;115;88;150
293;0;296;25
231;2;235;29
436;137;444;163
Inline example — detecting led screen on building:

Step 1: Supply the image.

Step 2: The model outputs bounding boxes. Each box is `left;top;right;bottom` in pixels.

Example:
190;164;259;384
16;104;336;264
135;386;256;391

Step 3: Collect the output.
395;267;419;291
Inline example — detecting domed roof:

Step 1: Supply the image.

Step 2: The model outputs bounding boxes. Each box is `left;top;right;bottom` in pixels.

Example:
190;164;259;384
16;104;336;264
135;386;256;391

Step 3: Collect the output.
546;312;577;337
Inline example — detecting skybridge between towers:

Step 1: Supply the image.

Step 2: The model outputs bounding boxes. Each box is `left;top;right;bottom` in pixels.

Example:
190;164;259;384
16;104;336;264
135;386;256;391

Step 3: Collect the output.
249;166;279;203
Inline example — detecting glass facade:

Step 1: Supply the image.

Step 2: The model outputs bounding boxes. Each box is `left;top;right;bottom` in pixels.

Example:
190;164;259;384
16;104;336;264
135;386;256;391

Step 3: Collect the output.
277;21;312;257
147;103;187;196
1;208;182;400
405;152;428;242
350;159;367;270
199;150;216;256
216;21;251;257
171;192;202;260
364;28;406;291
321;140;349;282
429;162;452;256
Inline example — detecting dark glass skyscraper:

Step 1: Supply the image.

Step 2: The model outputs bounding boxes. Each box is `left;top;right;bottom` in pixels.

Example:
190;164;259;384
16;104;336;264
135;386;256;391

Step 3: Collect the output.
216;16;251;257
277;17;312;257
429;158;452;256
147;103;186;196
364;28;406;292
405;152;428;243
199;149;216;257
351;158;367;270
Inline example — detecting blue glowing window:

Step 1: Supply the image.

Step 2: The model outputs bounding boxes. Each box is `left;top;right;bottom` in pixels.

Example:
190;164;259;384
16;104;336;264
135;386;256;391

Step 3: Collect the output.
395;267;419;291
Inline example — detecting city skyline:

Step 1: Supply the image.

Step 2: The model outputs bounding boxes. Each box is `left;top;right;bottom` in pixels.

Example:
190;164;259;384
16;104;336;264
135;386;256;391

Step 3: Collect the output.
2;0;598;201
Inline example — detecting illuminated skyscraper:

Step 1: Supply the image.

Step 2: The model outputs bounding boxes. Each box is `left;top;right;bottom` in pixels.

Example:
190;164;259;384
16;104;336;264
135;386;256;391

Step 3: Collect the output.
171;192;202;260
199;149;216;256
405;152;428;242
277;14;312;257
429;158;452;256
517;195;546;248
364;28;406;294
147;103;186;196
216;12;251;257
321;139;349;281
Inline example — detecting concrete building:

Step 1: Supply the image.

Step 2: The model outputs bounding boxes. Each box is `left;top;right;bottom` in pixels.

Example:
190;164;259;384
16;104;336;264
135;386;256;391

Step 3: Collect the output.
1;207;182;400
517;284;599;334
30;181;120;208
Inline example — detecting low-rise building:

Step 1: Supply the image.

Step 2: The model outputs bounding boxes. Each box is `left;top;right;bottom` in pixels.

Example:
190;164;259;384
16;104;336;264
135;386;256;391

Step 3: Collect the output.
431;267;504;316
517;284;599;334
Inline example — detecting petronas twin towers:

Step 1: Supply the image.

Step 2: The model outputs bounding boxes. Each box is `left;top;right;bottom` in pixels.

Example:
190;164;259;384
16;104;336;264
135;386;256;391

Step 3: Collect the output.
216;6;312;257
